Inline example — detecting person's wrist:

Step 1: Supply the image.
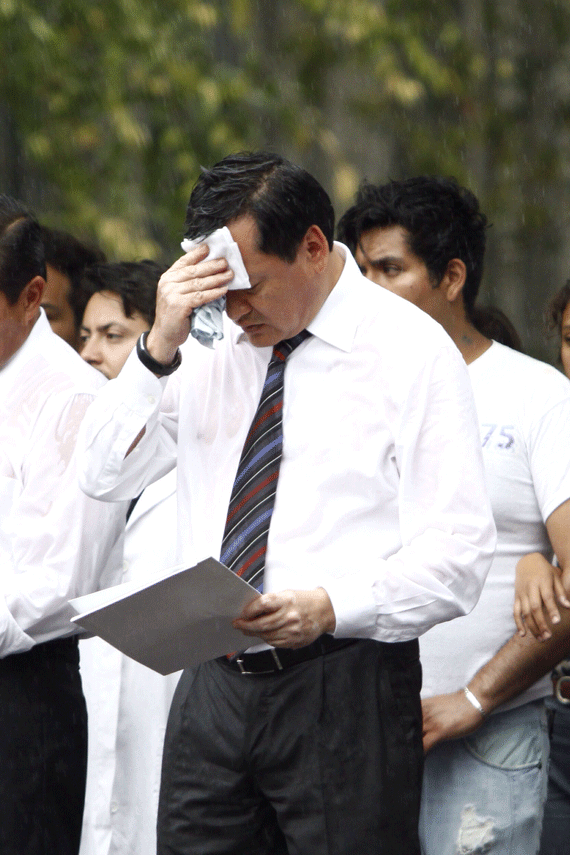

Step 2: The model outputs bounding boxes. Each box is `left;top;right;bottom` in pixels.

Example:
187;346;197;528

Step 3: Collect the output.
463;685;487;718
136;331;181;376
316;587;336;634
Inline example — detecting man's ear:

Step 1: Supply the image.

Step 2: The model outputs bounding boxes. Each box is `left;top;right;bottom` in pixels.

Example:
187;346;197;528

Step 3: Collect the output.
441;259;467;304
20;276;45;322
301;225;329;274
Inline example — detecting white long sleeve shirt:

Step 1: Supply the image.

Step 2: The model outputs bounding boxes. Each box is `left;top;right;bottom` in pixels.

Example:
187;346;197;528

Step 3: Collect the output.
0;311;126;656
78;246;496;642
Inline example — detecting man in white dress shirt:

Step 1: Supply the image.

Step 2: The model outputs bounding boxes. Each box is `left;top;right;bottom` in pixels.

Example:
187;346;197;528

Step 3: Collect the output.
0;196;125;855
338;176;570;855
77;152;496;855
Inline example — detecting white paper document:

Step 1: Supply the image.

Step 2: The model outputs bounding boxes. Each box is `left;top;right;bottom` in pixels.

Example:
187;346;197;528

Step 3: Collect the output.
69;557;259;675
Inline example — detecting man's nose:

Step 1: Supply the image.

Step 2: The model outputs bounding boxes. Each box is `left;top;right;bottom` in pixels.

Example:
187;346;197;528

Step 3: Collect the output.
80;338;100;365
225;290;250;321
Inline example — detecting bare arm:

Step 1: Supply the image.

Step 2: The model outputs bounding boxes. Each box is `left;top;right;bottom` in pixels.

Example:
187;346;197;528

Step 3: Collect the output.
423;606;570;752
423;499;570;754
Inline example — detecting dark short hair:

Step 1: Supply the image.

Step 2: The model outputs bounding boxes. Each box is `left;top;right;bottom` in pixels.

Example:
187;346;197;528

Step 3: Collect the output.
80;260;167;328
545;280;570;339
337;177;488;318
184;151;335;262
0;195;46;304
40;226;106;329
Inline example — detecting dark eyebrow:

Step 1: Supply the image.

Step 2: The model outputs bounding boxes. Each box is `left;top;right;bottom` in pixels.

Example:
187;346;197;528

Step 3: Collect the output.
357;241;403;270
80;322;120;335
368;255;403;269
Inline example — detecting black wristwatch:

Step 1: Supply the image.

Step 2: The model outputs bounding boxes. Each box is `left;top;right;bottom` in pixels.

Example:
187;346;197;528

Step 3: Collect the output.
136;332;182;376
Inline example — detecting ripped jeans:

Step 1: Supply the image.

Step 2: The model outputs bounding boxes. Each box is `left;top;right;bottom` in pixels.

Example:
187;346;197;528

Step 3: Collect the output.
419;700;549;855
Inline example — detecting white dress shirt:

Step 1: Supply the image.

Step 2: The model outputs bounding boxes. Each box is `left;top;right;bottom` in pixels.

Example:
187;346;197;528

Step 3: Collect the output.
0;311;126;656
78;245;496;643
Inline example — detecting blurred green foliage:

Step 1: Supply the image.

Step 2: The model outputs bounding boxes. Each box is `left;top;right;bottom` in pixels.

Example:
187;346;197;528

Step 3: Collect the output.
1;0;570;357
0;0;491;256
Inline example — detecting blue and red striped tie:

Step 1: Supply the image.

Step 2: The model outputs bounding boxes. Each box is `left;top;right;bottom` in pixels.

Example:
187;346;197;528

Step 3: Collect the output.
220;329;311;590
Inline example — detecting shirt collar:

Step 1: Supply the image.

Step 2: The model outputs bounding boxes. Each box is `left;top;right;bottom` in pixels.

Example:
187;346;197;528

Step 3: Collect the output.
305;242;361;353
233;242;363;354
0;309;51;375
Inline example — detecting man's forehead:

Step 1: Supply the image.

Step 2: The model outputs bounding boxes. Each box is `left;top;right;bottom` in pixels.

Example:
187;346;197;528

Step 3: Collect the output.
227;215;279;277
358;224;412;258
227;213;259;248
85;289;129;318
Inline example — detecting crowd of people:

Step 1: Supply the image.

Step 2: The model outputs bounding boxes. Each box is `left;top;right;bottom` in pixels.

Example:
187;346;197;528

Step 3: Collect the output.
1;151;570;855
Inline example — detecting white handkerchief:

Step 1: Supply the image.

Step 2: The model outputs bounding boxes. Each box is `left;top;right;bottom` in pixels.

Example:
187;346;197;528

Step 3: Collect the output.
181;227;250;291
181;227;250;349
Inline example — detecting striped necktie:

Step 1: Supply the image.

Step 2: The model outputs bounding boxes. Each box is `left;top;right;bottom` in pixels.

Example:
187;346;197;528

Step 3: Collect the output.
220;329;311;591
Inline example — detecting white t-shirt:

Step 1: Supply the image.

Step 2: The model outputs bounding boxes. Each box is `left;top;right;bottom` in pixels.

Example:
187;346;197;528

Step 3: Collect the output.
420;341;570;709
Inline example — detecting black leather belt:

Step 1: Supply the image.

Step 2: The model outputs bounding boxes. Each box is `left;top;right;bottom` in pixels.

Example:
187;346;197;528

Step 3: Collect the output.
2;635;79;665
219;634;358;675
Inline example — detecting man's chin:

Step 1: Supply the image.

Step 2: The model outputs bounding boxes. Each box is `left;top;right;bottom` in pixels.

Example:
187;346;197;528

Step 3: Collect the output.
242;323;278;347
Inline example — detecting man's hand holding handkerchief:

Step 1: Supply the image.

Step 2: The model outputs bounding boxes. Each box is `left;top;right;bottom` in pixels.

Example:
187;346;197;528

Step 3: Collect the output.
181;226;250;348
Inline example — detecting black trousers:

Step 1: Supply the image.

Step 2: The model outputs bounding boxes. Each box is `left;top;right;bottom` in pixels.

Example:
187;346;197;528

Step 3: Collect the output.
0;637;87;855
158;638;423;855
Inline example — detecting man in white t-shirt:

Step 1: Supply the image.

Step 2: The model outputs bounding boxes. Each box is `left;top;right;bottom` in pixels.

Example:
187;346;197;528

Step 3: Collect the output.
338;176;570;855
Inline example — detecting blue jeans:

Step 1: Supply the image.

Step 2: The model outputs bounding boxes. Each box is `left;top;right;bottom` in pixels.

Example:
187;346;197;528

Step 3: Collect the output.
539;696;570;855
419;700;549;855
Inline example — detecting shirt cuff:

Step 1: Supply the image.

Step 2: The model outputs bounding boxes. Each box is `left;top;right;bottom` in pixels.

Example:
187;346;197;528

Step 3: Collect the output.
114;346;169;417
324;569;380;640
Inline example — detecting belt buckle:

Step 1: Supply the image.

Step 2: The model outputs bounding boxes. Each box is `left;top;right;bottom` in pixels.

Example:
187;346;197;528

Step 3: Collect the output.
236;648;284;675
235;657;258;675
555;675;570;705
270;648;284;671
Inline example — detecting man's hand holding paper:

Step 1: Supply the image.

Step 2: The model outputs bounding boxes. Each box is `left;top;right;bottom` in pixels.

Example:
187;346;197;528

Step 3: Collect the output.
233;587;336;649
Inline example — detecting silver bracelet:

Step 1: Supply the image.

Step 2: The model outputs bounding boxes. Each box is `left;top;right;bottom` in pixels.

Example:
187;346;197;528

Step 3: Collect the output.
463;686;487;717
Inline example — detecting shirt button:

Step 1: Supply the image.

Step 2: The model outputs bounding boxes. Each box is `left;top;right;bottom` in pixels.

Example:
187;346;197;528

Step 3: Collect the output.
147;395;156;405
111;802;118;814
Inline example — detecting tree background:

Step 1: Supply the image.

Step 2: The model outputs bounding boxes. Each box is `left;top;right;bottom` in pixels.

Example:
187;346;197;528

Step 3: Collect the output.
2;0;570;359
